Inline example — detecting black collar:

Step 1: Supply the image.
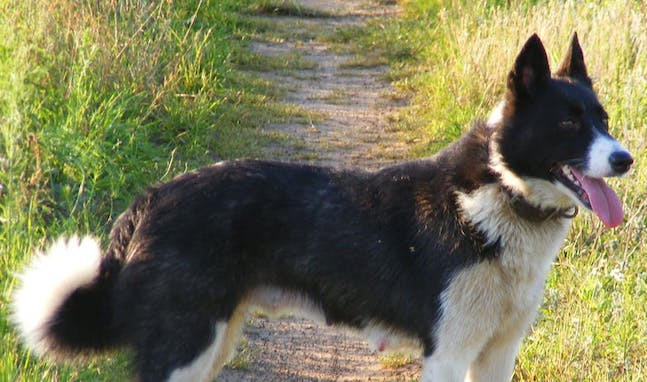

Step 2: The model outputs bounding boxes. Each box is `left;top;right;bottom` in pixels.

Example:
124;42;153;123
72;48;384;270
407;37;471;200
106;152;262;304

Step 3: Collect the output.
502;187;578;223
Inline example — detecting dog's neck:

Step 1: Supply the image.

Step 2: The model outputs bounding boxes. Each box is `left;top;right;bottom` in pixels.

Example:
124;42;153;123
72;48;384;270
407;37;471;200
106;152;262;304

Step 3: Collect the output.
487;130;578;223
501;186;578;223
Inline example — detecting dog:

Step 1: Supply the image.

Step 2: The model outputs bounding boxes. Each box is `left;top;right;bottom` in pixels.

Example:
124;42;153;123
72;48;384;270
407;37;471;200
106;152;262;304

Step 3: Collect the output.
12;33;633;382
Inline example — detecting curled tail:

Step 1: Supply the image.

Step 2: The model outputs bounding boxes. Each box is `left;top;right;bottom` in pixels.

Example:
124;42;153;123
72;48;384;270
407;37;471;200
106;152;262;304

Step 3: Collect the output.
11;235;122;358
10;194;149;359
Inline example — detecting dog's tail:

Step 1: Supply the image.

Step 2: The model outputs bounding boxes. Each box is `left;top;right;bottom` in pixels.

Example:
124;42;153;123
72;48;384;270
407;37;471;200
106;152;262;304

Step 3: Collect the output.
11;195;148;359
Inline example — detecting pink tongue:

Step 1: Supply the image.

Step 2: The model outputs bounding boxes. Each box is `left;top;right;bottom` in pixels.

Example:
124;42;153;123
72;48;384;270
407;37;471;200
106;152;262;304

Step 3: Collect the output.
571;168;624;228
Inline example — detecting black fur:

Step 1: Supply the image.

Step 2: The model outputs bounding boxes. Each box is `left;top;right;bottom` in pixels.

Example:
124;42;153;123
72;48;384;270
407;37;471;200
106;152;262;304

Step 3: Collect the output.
42;120;499;379
14;33;633;382
48;271;119;353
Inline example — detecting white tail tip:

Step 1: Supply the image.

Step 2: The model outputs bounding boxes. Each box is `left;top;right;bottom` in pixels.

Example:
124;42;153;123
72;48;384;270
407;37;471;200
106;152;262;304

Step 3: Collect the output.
11;235;102;355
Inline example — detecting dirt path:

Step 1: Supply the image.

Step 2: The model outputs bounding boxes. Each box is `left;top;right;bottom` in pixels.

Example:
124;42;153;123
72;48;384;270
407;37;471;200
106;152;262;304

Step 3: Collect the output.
251;0;410;170
218;1;419;381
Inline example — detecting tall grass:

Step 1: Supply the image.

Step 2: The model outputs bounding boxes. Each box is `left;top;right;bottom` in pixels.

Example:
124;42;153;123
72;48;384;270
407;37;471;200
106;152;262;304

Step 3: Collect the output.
3;0;645;380
0;0;307;380
372;0;646;379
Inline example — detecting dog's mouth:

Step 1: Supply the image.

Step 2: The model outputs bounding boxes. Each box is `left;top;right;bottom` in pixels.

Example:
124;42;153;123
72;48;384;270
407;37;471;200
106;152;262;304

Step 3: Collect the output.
550;164;623;228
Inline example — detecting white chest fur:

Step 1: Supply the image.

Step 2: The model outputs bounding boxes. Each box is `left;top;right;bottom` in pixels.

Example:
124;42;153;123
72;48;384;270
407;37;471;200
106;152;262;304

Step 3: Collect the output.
456;184;570;286
422;184;572;382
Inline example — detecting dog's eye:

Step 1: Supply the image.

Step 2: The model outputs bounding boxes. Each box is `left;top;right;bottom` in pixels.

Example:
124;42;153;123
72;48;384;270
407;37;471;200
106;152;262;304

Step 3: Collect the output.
559;119;579;130
601;117;609;131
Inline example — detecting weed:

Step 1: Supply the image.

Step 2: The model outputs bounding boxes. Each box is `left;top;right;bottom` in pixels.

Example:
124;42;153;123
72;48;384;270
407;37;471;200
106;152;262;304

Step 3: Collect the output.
340;54;389;69
310;89;353;105
3;1;645;381
248;0;335;18
378;353;415;369
232;47;319;73
0;0;308;380
226;337;256;370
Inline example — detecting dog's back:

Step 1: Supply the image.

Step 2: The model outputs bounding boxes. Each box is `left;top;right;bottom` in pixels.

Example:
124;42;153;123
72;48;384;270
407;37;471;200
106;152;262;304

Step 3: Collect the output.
12;33;632;382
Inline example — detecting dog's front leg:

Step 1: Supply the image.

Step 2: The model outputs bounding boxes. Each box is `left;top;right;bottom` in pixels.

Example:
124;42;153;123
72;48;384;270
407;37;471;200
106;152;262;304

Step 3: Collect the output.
463;338;520;382
421;355;469;382
464;306;535;382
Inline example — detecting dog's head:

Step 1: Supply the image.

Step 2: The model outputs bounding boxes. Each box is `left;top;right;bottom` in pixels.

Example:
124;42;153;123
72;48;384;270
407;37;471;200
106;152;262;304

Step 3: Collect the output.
489;33;633;227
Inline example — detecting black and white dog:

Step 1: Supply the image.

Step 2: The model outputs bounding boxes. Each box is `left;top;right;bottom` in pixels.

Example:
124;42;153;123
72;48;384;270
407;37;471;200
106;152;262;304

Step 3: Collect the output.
12;34;633;382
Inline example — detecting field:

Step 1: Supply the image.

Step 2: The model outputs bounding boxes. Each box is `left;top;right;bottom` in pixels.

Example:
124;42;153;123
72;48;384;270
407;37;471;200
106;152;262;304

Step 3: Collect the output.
0;0;310;380
1;0;645;381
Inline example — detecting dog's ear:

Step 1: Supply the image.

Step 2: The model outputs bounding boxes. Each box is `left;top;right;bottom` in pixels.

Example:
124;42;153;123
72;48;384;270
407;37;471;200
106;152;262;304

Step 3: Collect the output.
507;34;550;99
555;32;592;87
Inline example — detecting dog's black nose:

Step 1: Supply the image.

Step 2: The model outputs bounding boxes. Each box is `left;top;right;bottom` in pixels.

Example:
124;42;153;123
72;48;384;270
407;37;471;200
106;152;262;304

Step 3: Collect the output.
609;151;633;174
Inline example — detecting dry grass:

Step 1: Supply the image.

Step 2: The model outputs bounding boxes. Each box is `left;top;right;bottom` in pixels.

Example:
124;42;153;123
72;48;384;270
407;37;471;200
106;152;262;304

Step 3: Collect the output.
0;1;310;380
375;1;647;379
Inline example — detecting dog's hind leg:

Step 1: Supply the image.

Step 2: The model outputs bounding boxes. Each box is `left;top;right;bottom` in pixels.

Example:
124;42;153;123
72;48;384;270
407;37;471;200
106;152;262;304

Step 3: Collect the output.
128;303;241;382
131;313;228;382
210;302;248;373
132;302;248;382
166;321;230;382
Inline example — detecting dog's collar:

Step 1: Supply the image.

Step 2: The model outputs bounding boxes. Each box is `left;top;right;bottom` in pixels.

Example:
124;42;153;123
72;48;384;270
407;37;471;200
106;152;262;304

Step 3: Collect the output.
502;187;578;222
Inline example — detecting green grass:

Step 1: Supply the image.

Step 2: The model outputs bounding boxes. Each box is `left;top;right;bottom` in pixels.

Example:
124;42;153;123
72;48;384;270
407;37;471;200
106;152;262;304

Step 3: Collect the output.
247;0;335;18
3;0;646;381
224;337;256;371
379;352;415;369
359;0;647;380
310;89;354;105
339;54;390;69
0;0;310;380
232;48;320;72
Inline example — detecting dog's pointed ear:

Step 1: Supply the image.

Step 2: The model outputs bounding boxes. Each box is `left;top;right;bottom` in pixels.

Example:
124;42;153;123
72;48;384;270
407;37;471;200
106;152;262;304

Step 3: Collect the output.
555;32;592;87
507;34;551;99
